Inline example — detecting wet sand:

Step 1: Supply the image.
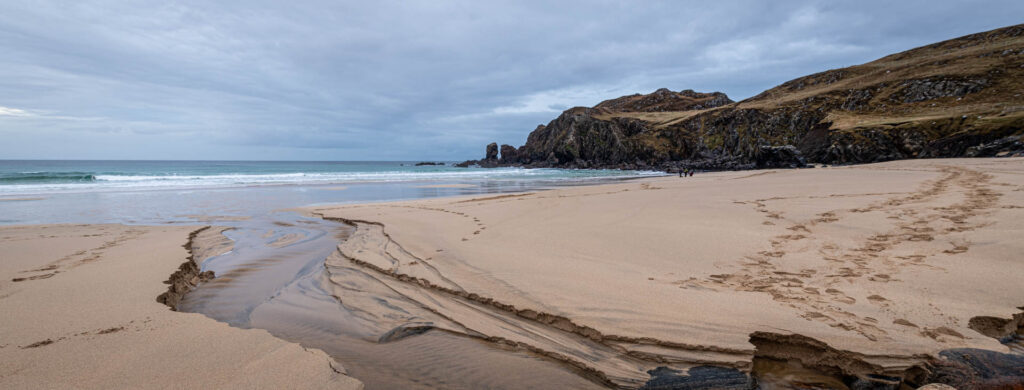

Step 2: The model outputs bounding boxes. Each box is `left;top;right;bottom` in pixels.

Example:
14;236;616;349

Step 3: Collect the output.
176;213;602;389
415;184;477;188
0;224;361;389
307;158;1024;386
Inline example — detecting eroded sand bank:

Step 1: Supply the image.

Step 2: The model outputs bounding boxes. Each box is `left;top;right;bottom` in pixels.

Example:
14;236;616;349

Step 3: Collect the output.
0;224;362;389
306;158;1024;386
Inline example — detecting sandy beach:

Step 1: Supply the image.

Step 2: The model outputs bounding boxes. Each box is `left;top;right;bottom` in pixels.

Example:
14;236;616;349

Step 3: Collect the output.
0;224;362;389
3;5;1022;389
1;158;1021;389
306;158;1024;387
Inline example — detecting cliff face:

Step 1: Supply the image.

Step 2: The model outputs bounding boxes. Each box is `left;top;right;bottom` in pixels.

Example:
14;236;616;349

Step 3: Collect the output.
462;23;1024;170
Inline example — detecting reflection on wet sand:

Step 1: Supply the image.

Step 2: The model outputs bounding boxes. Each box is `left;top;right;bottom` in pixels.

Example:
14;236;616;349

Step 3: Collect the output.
178;213;602;389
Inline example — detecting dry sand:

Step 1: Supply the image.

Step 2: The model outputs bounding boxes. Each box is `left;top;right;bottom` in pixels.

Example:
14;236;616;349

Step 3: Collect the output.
0;224;362;389
307;158;1024;385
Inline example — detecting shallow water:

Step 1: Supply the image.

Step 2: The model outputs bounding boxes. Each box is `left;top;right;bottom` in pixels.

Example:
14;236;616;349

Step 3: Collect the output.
177;212;605;389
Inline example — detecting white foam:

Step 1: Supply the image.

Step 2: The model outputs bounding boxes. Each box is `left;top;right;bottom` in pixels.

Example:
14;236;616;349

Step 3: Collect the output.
0;168;663;195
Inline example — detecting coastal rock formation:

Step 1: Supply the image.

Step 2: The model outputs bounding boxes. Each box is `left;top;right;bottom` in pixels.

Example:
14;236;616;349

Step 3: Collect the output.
498;144;519;164
461;23;1024;170
485;142;499;161
458;142;502;167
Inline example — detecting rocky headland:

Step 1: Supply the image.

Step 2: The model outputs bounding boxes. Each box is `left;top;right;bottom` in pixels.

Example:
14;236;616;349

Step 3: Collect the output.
460;24;1024;171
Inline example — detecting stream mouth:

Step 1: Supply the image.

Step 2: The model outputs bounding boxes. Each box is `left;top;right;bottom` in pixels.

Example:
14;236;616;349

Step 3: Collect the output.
176;212;1024;390
177;212;606;389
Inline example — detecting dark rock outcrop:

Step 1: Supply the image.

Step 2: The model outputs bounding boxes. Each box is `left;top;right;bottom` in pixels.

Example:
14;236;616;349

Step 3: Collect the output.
485;142;499;161
748;331;1024;389
964;135;1024;157
515;107;635;167
890;77;989;103
498;144;519;164
922;349;1024;389
639;366;749;390
456;142;502;167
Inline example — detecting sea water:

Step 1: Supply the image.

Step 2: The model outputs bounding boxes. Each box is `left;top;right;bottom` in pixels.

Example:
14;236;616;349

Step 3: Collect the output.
0;160;661;224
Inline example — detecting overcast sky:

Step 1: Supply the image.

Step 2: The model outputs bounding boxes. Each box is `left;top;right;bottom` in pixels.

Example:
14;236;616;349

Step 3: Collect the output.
1;1;1021;160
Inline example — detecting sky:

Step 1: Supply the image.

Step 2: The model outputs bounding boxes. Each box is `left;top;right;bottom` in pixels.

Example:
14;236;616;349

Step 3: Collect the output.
1;1;1022;161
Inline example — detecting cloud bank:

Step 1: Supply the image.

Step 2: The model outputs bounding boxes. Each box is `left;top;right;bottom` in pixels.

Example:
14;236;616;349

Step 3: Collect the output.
1;1;1021;160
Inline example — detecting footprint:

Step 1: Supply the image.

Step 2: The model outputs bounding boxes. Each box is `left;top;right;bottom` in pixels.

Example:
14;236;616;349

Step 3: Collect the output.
942;242;969;254
867;295;889;306
12;272;58;282
825;289;856;304
893;319;919;328
787;224;810;233
815;212;839;223
868;274;893;282
777;234;805;241
920;327;965;340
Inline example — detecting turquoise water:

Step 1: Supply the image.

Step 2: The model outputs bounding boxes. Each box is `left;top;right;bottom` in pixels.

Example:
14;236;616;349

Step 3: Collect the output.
0;160;661;224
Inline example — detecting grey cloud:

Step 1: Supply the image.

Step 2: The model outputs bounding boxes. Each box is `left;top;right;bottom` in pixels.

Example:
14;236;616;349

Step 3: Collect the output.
1;0;1022;160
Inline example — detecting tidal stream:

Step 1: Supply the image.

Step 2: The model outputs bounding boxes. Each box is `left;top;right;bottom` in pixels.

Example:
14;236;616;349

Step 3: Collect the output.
177;212;605;389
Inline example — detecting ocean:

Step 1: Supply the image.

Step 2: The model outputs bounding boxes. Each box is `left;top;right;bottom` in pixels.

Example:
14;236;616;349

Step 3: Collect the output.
0;160;662;224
